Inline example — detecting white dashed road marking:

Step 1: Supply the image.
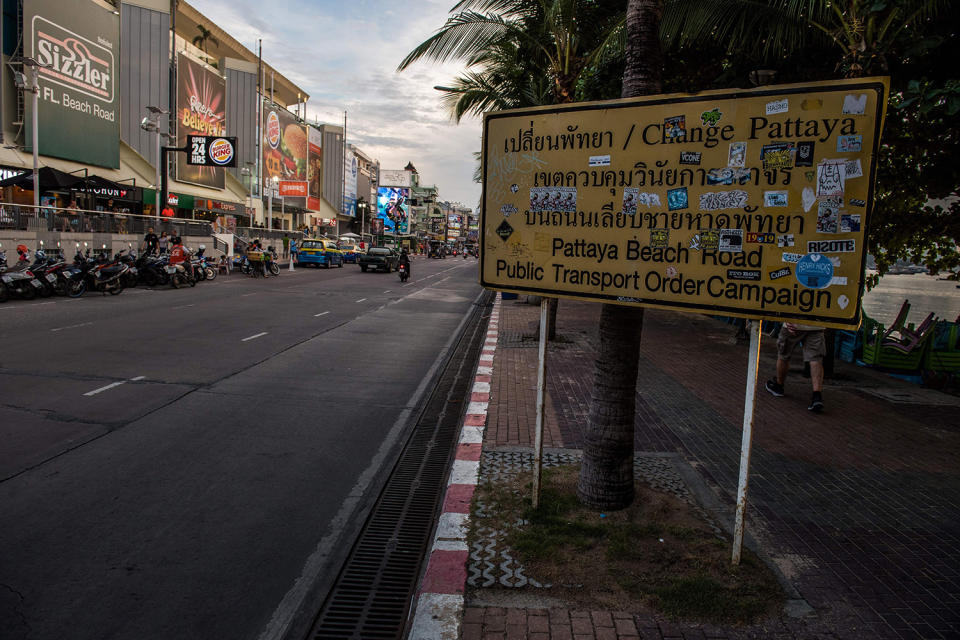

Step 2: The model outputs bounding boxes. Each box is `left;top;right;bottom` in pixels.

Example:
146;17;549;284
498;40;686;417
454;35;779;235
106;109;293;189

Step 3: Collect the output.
241;332;268;342
51;322;93;332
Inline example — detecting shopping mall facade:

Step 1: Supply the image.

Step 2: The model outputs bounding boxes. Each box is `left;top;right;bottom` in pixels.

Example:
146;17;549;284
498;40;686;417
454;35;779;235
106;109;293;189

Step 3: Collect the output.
0;0;357;234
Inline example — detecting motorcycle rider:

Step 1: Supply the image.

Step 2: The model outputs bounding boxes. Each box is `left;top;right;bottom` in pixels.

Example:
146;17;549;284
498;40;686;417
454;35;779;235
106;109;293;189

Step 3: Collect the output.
398;248;411;280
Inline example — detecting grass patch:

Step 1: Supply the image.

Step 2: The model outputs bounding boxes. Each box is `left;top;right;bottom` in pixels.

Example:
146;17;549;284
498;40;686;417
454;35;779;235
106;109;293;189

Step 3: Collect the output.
471;463;783;624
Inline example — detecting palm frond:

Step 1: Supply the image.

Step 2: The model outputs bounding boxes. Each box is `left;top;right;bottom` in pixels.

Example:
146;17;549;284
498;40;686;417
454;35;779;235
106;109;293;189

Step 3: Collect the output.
398;12;529;70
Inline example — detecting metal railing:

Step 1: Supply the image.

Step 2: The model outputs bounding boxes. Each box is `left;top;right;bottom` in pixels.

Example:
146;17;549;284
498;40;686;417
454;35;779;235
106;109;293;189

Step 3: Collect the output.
0;203;213;237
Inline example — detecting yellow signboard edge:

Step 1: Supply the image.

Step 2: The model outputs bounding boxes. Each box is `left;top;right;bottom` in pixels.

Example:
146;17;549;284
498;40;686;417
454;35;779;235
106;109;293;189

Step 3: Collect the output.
478;78;889;329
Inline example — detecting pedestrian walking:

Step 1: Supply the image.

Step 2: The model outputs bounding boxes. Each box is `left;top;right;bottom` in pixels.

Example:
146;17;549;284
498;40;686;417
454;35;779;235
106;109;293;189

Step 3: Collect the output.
765;323;826;412
290;237;298;263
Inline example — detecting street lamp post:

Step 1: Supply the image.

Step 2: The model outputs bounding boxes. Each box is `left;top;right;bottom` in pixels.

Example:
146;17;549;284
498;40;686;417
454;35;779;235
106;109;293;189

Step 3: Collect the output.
19;57;49;209
268;176;278;231
141;107;169;221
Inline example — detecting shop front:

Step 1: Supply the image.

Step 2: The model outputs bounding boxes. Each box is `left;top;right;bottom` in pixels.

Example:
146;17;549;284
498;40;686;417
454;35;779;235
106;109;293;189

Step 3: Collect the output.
194;198;250;229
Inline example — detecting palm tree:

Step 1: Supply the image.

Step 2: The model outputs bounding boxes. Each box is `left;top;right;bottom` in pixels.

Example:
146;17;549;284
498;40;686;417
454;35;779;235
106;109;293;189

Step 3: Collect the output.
192;24;220;55
576;0;663;511
401;0;626;339
660;0;949;78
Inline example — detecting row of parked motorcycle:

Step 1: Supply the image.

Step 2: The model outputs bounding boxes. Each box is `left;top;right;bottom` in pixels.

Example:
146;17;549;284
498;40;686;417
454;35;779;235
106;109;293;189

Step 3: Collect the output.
0;244;219;302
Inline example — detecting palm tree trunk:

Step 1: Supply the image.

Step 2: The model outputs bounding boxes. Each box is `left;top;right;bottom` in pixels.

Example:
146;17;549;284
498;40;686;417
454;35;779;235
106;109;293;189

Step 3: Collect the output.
577;0;664;511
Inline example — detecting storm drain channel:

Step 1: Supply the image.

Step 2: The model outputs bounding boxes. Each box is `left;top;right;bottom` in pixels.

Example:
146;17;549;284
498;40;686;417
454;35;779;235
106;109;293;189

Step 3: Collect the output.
306;291;494;640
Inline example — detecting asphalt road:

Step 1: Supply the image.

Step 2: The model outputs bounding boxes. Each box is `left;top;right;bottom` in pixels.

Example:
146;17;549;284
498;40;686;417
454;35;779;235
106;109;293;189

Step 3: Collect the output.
0;255;483;640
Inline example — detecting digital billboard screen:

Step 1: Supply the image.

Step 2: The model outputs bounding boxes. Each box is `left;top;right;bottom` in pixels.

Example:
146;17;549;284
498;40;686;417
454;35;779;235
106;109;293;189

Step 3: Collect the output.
377;186;409;233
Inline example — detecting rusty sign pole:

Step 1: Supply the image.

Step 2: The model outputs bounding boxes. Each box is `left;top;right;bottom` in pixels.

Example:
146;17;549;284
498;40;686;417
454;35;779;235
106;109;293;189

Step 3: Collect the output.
732;319;762;565
531;297;549;509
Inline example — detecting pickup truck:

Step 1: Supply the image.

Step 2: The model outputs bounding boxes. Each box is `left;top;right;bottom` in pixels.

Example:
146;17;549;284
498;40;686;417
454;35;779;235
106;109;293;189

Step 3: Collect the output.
358;247;400;273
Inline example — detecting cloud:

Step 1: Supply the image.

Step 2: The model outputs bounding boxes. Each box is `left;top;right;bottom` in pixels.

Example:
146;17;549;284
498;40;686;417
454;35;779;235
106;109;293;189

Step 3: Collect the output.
190;0;482;207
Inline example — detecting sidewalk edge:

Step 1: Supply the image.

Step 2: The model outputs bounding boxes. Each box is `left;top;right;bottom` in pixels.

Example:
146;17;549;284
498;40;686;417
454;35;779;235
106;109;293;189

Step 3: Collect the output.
408;292;500;639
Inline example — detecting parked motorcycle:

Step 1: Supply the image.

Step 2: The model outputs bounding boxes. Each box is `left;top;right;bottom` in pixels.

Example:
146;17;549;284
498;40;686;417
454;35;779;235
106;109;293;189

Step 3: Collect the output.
76;249;127;295
0;249;45;300
164;262;195;288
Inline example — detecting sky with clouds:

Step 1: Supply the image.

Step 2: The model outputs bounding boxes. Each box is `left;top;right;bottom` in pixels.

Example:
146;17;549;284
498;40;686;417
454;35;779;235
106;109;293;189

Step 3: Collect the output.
190;0;483;209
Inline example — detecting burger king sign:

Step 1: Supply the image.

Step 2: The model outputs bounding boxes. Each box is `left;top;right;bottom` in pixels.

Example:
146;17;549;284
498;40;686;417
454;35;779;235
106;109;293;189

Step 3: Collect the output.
186;135;238;168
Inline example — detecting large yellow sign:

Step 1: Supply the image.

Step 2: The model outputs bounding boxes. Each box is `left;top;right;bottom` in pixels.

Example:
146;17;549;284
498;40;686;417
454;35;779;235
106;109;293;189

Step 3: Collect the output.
480;78;888;328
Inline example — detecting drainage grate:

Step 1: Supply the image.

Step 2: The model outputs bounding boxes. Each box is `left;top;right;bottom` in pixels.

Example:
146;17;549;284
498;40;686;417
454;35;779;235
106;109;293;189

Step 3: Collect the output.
307;292;493;640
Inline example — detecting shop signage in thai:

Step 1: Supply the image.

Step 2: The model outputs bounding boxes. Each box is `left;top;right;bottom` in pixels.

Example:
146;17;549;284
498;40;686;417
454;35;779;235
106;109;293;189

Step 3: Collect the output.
176;53;226;188
480;77;889;328
186;135;237;167
26;0;120;168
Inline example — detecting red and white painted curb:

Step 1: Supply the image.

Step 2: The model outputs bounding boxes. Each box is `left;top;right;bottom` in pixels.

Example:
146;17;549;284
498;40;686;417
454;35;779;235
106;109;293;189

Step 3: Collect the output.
409;293;500;639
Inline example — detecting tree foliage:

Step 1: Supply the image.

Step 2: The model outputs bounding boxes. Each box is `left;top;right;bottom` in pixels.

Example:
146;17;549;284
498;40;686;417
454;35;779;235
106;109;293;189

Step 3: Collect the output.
660;0;959;280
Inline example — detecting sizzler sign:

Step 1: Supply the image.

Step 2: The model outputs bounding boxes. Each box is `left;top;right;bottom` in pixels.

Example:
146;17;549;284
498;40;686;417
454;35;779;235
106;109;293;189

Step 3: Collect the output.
34;16;113;102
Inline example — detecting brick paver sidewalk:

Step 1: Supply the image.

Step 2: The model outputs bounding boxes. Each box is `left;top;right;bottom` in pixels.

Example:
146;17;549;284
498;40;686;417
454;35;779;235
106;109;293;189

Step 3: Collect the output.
471;297;960;640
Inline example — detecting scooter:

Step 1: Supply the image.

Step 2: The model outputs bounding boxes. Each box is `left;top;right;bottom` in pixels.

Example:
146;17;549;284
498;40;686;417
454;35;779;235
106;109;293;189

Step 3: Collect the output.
398;263;409;282
0;249;45;300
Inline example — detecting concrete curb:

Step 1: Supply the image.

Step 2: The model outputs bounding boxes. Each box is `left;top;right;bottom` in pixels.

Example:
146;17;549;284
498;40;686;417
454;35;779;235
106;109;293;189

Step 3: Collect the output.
408;293;500;639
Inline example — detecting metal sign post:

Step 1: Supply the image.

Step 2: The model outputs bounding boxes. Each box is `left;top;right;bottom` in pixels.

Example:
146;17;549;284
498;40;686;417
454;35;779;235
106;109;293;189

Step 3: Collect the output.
732;319;762;565
532;297;549;509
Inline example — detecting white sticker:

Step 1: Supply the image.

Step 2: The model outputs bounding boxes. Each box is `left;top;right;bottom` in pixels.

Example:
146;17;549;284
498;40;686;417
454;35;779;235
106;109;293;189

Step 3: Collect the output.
829;276;848;286
782;252;802;263
838;295;850;309
842;94;867;115
589;155;611;167
764;191;788;207
844;159;863;179
807;239;856;253
777;234;795;248
765;98;789;115
802;187;816;212
816;161;846;197
718;229;744;252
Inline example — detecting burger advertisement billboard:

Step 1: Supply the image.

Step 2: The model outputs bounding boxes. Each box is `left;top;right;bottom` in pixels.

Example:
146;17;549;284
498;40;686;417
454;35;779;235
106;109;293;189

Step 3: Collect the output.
25;0;120;168
176;53;225;188
262;104;307;208
307;126;323;211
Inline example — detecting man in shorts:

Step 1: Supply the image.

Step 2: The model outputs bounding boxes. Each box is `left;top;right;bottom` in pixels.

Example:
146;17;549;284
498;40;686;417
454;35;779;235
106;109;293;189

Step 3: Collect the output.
765;323;826;412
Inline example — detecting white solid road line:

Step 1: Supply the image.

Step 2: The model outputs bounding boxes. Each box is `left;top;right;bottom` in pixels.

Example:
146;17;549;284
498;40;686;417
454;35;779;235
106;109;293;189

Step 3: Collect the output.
84;374;147;396
314;311;329;317
355;298;366;303
84;381;127;396
242;332;268;342
51;321;93;332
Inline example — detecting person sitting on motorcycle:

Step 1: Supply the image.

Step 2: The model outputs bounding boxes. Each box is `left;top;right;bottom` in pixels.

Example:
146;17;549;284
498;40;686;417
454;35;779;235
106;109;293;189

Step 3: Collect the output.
169;238;193;279
398;249;411;279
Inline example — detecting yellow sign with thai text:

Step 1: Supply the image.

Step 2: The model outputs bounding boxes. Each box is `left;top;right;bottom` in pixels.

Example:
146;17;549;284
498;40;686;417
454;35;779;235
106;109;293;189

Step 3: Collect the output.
480;77;888;328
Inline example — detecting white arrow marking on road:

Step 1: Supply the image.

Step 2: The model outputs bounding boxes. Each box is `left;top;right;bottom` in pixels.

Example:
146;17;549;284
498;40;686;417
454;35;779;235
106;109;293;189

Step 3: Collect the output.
51;322;93;332
314;311;329;317
242;332;268;342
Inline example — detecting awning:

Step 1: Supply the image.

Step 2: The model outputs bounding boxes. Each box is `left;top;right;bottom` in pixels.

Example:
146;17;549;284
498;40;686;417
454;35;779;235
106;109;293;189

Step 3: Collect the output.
0;166;84;190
